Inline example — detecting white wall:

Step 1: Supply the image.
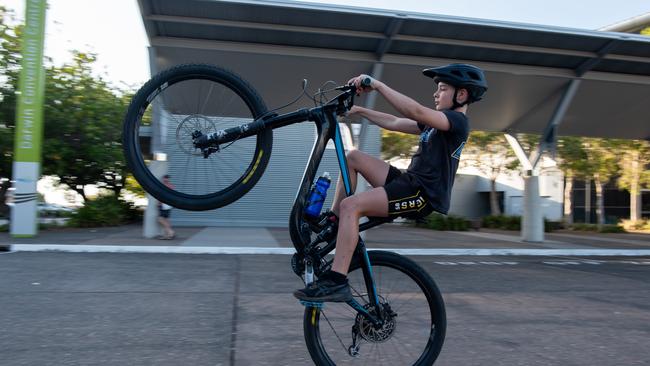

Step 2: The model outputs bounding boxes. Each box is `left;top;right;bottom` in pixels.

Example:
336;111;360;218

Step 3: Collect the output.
455;157;564;221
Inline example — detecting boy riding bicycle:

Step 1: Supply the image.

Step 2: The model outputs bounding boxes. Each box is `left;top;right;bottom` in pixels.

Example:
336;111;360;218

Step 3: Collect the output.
294;63;488;302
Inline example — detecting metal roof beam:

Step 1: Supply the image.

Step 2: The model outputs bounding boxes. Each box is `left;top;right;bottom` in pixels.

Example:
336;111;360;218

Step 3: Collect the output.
384;53;650;84
145;15;650;64
149;37;650;85
574;40;618;77
376;17;405;61
530;79;582;168
394;34;595;59
151;36;377;61
146;14;384;39
392;35;647;64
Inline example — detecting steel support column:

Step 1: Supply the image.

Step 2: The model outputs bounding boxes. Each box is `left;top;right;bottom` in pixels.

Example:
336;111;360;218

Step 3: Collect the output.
506;79;581;242
143;47;165;239
357;62;384;152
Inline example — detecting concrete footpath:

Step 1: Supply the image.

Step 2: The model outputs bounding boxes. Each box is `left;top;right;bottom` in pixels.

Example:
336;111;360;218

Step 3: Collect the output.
2;223;650;256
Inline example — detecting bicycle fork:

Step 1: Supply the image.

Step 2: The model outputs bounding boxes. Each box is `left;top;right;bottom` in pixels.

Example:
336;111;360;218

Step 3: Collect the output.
300;236;385;328
346;239;384;325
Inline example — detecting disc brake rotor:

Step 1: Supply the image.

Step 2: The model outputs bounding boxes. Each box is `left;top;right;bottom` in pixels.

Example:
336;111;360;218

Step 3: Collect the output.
175;114;218;155
354;303;397;343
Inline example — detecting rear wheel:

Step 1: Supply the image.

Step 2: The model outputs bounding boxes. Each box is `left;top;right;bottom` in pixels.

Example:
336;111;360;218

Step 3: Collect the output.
122;64;271;211
303;251;446;365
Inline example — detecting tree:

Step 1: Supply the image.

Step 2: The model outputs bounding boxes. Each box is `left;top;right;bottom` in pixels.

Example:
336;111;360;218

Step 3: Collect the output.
381;130;419;160
556;136;590;225
583;138;619;227
0;6;22;216
461;131;519;215
0;6;131;209
616;139;650;221
41;52;130;200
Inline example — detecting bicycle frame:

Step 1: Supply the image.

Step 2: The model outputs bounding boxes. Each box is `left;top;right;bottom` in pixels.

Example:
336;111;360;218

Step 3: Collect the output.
197;89;389;324
286;99;387;325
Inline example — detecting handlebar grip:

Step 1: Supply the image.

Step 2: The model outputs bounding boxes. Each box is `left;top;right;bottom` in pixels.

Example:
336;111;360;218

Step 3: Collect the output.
361;77;373;88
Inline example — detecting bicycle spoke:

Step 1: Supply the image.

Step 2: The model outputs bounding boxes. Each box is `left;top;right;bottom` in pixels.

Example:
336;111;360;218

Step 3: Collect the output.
321;309;350;354
199;82;215;115
195;79;203;113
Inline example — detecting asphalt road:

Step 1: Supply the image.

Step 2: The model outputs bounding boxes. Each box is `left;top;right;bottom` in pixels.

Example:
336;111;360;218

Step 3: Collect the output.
1;252;649;366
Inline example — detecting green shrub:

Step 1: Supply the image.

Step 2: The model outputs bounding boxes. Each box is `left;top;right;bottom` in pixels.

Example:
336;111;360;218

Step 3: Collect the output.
544;219;563;232
570;223;599;231
0;224;7;232
67;195;142;228
419;213;468;231
481;215;521;230
504;216;521;230
570;223;626;233
481;215;499;228
598;224;625;233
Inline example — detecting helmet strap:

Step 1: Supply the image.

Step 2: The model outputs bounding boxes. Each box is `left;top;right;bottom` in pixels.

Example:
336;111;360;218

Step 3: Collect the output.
451;88;467;110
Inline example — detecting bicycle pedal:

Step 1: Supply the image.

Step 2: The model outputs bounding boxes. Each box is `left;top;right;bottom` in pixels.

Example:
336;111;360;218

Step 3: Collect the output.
299;300;325;308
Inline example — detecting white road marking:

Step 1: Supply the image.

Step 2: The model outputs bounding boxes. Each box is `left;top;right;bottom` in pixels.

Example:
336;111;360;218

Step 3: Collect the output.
4;245;650;257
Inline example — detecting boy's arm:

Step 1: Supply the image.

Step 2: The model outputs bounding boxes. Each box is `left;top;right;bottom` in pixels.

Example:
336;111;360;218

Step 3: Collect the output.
349;106;421;135
348;75;452;131
374;81;451;131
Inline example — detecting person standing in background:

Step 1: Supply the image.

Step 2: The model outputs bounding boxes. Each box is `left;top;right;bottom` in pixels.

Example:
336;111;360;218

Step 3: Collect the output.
157;175;175;239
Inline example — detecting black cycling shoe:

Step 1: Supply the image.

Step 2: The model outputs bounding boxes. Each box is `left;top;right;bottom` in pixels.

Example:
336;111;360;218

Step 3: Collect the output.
294;278;352;303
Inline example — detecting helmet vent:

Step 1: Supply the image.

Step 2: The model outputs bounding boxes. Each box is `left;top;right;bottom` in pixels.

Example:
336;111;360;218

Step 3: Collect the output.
467;71;480;80
451;70;463;77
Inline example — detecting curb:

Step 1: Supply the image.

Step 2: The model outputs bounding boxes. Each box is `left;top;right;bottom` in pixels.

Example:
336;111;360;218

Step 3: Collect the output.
3;244;650;256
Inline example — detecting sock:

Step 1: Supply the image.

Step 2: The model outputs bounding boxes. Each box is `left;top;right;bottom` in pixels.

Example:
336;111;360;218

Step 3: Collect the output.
326;270;347;285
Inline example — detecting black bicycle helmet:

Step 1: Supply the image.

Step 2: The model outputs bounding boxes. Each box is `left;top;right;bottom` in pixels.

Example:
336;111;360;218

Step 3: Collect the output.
423;63;488;109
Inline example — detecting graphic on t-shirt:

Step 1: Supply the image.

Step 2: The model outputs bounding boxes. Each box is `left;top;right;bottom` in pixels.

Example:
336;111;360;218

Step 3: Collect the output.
451;141;466;160
420;128;436;143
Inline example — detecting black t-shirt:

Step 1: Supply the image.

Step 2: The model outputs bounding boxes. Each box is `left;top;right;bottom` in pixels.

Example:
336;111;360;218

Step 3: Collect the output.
405;110;469;214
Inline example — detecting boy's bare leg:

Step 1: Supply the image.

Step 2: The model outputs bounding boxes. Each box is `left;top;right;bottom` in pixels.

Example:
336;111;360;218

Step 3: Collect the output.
331;150;391;215
330;188;389;275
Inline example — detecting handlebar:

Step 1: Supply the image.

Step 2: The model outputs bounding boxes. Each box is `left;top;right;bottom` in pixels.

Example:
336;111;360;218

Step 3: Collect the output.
331;77;373;115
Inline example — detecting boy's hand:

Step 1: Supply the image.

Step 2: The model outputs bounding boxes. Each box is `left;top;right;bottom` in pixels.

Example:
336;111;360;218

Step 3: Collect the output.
346;105;362;116
347;74;376;95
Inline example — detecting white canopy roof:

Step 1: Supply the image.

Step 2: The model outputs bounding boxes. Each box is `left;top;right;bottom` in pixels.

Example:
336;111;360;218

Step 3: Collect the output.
138;0;650;140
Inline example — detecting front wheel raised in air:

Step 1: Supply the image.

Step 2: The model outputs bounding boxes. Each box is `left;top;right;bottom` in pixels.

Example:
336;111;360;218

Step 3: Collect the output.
303;251;446;365
122;64;272;211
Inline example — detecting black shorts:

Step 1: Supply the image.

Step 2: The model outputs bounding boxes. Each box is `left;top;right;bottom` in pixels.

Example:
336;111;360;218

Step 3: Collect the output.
159;209;171;218
383;166;434;219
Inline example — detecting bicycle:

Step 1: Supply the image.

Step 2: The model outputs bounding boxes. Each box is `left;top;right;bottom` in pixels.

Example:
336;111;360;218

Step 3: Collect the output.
122;64;446;365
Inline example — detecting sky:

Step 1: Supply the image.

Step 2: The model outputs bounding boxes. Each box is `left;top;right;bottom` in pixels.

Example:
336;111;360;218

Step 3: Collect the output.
2;0;649;89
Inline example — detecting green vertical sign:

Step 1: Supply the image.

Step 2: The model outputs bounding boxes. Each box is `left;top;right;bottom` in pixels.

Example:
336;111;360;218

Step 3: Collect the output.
10;0;47;237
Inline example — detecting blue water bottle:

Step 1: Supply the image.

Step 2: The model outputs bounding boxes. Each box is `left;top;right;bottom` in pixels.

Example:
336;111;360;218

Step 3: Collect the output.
304;172;331;218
